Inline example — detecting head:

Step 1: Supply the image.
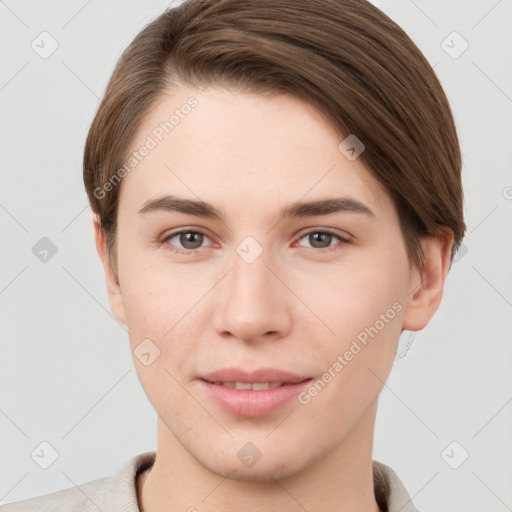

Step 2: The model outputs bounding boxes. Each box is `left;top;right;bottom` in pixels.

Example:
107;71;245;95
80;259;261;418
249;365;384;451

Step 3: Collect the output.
84;0;465;480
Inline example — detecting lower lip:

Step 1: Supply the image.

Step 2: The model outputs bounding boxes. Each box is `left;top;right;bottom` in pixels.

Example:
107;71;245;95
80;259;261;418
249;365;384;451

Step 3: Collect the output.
199;379;313;417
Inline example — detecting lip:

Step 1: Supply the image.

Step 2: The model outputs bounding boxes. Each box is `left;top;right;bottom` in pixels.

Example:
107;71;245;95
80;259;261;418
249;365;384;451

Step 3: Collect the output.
198;367;313;417
200;367;311;384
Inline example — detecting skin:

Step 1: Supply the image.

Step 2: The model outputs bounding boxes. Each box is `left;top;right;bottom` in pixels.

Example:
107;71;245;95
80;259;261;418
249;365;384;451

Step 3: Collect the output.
93;84;453;512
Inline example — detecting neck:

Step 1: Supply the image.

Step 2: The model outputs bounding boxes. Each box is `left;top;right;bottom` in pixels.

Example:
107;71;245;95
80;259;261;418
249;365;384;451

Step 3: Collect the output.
138;404;381;512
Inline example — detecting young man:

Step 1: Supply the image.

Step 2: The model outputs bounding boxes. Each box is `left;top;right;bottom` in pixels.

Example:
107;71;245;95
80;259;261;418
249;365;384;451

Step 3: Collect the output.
1;0;465;511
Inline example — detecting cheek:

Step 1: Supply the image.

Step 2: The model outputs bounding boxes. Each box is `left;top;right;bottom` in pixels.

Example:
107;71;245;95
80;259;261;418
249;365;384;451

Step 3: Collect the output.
295;270;405;418
297;255;405;336
120;266;202;411
118;254;206;334
117;257;212;379
290;251;407;389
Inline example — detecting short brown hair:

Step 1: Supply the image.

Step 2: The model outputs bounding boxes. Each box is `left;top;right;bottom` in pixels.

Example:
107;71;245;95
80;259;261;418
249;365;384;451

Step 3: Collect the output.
83;0;465;273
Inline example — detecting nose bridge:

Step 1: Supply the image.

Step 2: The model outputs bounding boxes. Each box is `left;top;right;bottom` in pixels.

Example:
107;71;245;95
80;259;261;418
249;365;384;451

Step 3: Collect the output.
231;246;272;299
213;240;291;341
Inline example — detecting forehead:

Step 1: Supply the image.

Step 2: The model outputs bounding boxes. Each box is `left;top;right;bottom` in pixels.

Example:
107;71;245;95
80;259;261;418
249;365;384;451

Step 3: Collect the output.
118;84;387;216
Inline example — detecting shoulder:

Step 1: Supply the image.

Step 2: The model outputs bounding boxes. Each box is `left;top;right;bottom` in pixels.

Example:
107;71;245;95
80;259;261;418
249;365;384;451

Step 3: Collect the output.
0;451;156;512
0;477;110;512
373;460;422;512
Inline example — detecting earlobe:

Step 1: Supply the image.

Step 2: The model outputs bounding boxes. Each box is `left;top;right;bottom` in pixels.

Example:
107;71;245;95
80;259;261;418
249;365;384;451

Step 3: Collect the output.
402;228;454;331
92;213;127;325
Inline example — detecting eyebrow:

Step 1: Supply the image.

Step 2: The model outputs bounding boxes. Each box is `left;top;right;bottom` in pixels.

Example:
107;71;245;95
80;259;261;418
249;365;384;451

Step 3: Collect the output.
137;194;375;220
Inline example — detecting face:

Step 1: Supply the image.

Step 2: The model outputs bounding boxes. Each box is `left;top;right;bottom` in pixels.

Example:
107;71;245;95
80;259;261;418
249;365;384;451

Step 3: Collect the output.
95;84;450;481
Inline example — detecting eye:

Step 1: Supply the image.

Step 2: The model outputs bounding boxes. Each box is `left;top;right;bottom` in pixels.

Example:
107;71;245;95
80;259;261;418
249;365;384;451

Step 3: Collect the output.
160;228;349;254
296;229;350;250
161;229;212;254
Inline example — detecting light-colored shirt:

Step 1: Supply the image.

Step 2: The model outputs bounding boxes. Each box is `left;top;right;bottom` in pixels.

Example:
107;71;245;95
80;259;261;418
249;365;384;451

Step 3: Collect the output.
0;451;420;512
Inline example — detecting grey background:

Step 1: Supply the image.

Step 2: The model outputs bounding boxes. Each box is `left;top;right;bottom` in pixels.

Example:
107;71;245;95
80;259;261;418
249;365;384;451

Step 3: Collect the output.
1;1;511;511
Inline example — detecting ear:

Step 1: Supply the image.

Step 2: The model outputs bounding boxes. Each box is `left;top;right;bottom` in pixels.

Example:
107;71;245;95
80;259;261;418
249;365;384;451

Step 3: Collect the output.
402;227;454;331
92;213;127;326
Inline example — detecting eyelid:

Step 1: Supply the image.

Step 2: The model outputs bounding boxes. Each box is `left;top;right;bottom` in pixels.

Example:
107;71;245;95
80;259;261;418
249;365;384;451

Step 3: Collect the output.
297;227;352;240
294;228;352;249
160;227;216;254
160;226;352;254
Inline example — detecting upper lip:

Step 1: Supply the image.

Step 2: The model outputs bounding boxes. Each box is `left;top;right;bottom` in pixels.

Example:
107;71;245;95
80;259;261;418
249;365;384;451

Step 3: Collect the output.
200;367;312;384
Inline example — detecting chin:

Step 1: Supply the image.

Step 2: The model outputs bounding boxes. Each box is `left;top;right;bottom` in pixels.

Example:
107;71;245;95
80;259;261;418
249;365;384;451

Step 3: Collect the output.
198;444;313;483
207;461;301;483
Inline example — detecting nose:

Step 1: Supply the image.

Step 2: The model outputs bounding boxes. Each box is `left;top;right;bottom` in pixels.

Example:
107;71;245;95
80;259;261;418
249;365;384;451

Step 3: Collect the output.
212;245;293;343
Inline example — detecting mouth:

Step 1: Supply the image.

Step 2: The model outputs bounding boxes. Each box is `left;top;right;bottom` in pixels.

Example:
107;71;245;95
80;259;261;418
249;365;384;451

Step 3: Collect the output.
199;367;312;386
201;379;311;390
198;377;314;417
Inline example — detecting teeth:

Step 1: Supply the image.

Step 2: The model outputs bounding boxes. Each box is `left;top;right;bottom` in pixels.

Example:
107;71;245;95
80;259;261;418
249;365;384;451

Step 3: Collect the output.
213;382;284;390
250;382;282;390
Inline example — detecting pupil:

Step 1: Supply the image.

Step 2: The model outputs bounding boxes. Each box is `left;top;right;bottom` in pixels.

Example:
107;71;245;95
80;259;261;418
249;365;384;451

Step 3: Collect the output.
310;232;330;248
181;232;203;249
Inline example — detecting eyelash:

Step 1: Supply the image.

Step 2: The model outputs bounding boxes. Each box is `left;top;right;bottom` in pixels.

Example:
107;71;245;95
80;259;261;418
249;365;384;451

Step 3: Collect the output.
160;228;351;255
